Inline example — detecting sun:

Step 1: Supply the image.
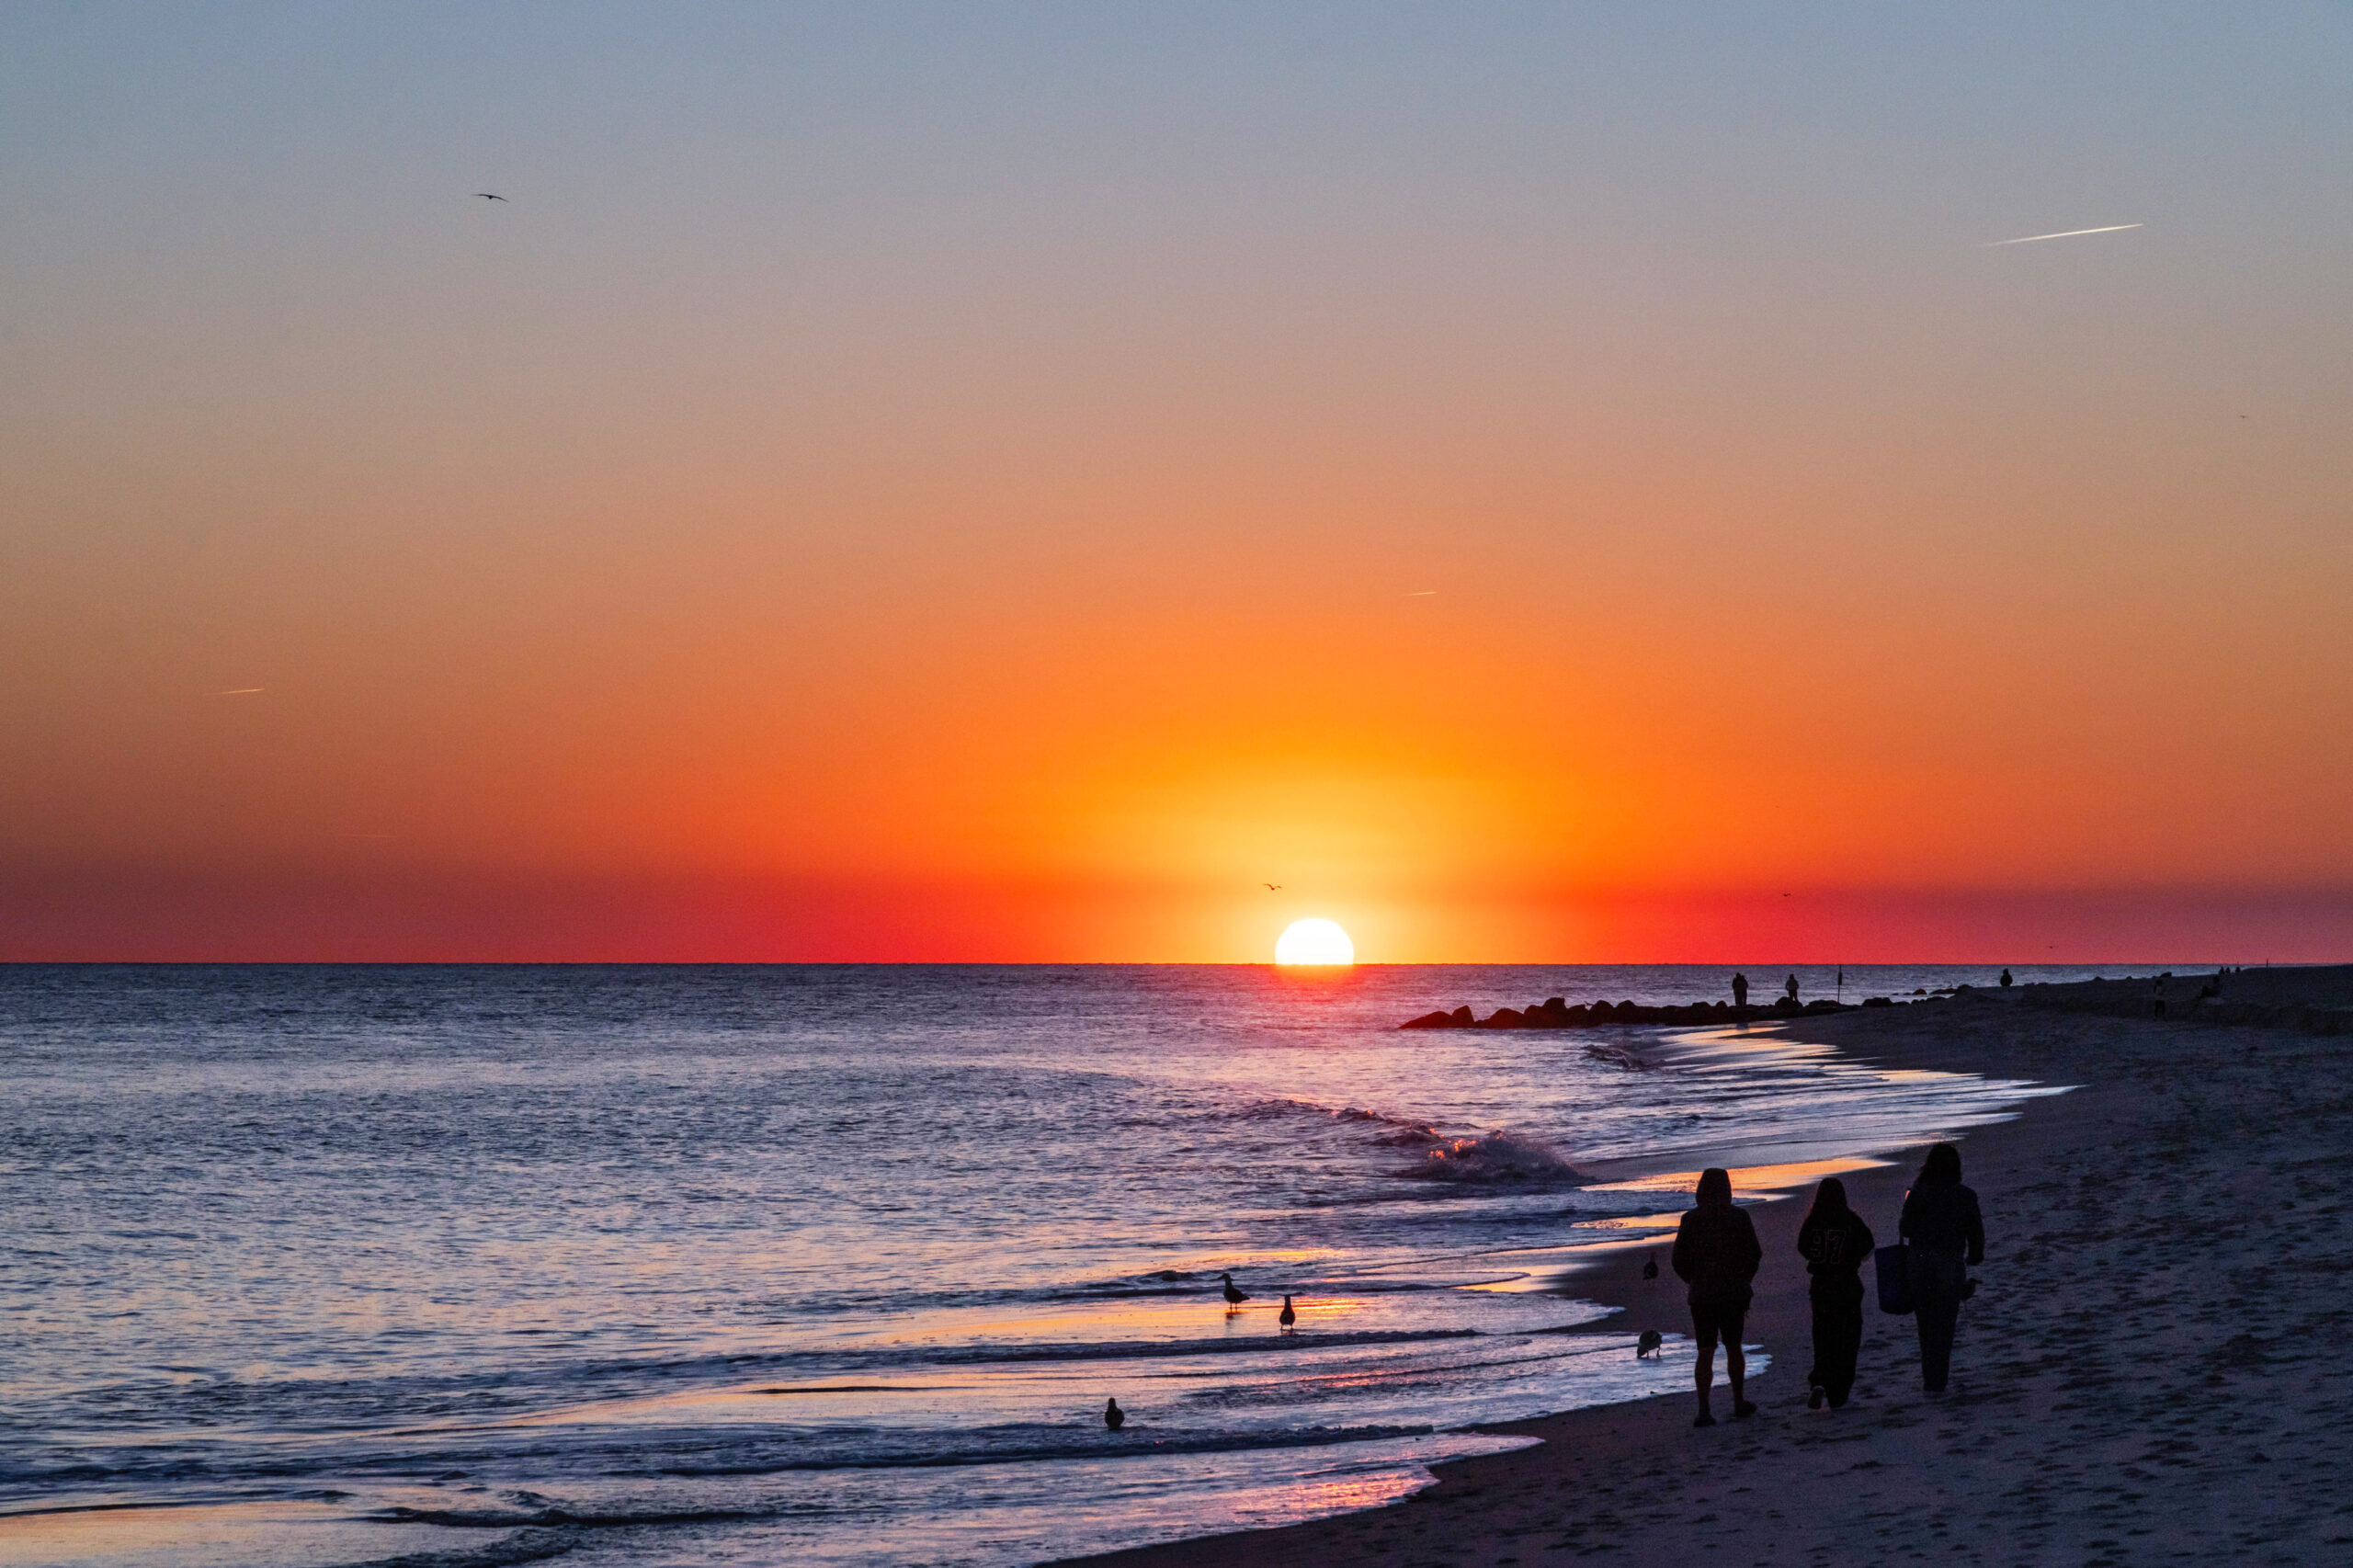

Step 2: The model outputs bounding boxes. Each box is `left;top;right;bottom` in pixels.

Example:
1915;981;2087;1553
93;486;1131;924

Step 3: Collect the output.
1274;918;1355;966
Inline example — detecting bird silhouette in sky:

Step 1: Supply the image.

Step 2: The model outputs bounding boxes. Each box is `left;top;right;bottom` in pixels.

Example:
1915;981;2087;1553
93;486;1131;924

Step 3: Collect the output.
474;192;507;201
1264;883;1281;891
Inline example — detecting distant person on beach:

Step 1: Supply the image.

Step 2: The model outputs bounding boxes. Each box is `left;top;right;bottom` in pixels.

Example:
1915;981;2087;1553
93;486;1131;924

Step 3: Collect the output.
1784;973;1800;1004
1899;1143;1984;1393
1796;1177;1874;1409
1672;1167;1762;1426
2000;968;2013;988
1732;972;1748;1008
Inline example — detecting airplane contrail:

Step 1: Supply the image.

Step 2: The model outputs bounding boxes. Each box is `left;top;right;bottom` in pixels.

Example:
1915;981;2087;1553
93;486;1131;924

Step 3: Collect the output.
1984;223;2143;247
1404;590;1438;597
210;687;264;696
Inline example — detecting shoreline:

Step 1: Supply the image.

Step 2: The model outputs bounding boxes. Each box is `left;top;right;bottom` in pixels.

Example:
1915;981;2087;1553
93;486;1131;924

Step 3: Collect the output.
1062;977;2353;1566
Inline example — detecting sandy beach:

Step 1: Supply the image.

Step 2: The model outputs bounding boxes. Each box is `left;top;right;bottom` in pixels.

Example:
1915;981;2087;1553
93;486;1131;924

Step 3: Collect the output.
1069;971;2353;1567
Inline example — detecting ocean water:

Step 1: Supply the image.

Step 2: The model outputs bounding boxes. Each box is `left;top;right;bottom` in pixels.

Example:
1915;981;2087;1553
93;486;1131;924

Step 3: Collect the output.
1;964;2093;1568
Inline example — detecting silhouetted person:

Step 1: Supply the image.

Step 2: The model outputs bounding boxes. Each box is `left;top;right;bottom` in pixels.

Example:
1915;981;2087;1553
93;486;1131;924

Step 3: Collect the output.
1796;1176;1874;1409
1672;1167;1761;1426
1732;972;1749;1009
1279;1294;1297;1329
1784;973;1800;1004
1104;1397;1126;1430
1899;1143;1984;1393
1999;968;2013;988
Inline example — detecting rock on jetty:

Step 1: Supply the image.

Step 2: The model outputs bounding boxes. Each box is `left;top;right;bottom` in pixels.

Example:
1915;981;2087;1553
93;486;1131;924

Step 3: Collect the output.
1400;994;1854;1029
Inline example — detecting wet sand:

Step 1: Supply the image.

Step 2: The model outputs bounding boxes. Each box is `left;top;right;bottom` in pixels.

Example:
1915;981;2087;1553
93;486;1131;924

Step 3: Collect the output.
1066;983;2353;1566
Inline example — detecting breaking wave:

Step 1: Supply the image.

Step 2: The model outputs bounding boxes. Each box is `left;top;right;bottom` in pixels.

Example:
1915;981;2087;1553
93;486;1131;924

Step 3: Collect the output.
1245;1097;1589;1183
1404;1131;1586;1184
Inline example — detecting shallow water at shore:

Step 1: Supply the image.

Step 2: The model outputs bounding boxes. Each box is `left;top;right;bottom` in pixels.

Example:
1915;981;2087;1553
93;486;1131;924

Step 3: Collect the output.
1;965;2101;1566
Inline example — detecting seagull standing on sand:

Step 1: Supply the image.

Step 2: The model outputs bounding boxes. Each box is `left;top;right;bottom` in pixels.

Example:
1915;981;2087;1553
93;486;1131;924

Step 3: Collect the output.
1642;1254;1659;1280
1636;1330;1663;1359
1279;1295;1297;1329
1104;1398;1125;1430
1220;1273;1249;1312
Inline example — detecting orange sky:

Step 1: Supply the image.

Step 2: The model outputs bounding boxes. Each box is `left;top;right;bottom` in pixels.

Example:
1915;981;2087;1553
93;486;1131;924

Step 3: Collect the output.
4;6;2349;960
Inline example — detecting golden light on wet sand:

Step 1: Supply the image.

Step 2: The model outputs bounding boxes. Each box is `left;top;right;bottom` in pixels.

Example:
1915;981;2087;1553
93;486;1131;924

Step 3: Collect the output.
1274;919;1355;966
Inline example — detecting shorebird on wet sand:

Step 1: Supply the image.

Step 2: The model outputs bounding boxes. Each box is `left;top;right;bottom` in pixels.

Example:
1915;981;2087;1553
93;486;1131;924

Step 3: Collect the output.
1642;1254;1659;1280
1279;1294;1297;1329
1220;1273;1249;1312
1636;1330;1663;1359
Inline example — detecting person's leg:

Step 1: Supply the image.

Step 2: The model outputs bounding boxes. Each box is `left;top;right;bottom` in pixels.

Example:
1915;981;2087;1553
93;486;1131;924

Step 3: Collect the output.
1921;1293;1958;1391
1930;1255;1966;1390
1907;1250;1941;1392
1723;1303;1754;1417
1807;1292;1830;1407
1910;1253;1961;1391
1690;1301;1720;1424
1691;1337;1719;1424
1823;1290;1863;1406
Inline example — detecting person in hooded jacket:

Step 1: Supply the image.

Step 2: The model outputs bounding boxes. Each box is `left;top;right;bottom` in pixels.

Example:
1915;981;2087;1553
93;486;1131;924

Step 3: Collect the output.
1795;1176;1874;1408
1899;1142;1984;1393
1671;1167;1762;1426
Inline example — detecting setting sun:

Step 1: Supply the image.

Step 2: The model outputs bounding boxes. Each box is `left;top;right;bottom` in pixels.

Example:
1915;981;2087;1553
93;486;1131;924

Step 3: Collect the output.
1274;919;1355;966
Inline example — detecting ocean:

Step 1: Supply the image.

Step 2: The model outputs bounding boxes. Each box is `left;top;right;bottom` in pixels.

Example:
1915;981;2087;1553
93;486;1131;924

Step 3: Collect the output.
1;963;2092;1568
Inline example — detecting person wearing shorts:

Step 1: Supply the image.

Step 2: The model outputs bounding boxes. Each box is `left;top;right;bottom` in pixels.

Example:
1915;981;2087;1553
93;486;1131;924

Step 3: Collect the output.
1672;1167;1762;1426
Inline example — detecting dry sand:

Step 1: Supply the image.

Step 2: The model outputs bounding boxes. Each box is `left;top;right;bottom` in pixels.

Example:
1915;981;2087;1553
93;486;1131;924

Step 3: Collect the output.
1066;976;2353;1567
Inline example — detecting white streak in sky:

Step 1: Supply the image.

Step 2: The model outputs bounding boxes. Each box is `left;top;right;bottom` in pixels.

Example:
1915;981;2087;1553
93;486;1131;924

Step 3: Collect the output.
210;687;264;695
1404;590;1438;597
1984;223;2143;247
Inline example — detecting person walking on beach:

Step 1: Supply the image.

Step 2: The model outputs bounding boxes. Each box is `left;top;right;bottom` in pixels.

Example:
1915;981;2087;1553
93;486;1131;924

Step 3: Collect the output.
1899;1142;1984;1393
1672;1167;1761;1426
1796;1177;1873;1408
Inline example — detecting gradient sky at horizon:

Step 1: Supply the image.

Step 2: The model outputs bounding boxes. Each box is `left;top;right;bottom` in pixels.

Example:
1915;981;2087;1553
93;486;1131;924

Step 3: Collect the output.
5;2;2350;960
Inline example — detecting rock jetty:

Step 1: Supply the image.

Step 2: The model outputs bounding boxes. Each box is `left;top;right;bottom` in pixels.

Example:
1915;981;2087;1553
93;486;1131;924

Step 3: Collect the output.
1400;995;1858;1029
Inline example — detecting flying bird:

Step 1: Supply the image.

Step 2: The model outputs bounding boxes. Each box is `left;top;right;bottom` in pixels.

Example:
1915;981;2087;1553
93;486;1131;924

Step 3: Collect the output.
474;192;507;201
1264;883;1281;892
1984;222;2141;247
